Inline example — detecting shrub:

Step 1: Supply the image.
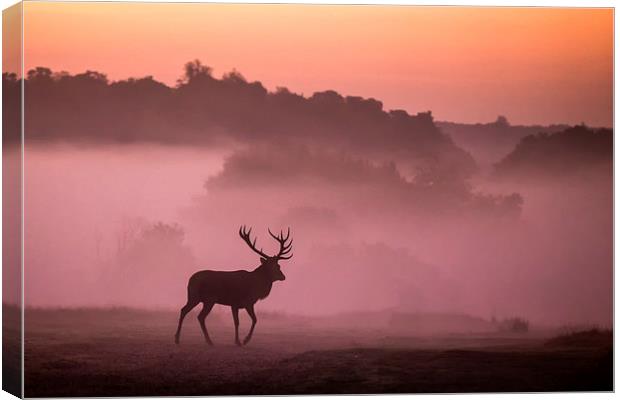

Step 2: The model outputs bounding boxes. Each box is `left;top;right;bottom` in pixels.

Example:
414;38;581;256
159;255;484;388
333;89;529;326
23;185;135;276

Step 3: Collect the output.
497;317;529;333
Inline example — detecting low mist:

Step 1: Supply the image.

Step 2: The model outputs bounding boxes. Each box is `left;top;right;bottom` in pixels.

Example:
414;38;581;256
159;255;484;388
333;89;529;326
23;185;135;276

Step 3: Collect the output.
19;141;612;328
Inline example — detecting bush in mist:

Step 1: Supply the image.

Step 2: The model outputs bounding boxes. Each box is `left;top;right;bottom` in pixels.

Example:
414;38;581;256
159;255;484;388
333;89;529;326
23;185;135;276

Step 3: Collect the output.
116;221;193;271
496;317;529;333
111;221;195;306
283;241;458;313
199;144;523;219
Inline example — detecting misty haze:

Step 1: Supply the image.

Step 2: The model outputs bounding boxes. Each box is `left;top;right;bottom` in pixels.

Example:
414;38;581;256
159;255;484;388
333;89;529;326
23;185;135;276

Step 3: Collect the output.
2;3;613;397
8;64;611;326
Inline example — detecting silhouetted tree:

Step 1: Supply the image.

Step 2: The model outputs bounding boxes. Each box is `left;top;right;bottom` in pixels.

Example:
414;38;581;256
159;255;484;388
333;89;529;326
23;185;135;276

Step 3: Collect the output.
179;59;213;84
494;115;510;127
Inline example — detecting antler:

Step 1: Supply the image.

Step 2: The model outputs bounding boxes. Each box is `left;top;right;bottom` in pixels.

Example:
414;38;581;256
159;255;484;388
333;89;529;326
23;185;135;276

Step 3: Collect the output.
239;225;270;259
268;227;293;260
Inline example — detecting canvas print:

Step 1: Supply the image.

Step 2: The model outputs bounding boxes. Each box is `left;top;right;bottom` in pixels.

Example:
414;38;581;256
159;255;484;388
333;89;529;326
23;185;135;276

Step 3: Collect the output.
2;2;614;397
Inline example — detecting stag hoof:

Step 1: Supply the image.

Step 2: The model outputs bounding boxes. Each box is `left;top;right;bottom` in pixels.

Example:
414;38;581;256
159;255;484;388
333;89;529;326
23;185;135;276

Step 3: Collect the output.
243;337;252;345
235;340;243;347
174;335;180;345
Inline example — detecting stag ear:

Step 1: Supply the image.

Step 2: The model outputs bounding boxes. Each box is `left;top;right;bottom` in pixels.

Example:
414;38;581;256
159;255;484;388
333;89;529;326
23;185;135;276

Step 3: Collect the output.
260;257;267;264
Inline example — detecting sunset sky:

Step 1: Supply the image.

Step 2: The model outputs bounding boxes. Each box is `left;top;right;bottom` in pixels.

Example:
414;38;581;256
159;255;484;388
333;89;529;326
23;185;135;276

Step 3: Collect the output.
22;3;613;126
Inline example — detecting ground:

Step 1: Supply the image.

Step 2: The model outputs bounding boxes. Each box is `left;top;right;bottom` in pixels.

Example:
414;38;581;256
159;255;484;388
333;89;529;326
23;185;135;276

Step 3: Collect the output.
19;307;612;397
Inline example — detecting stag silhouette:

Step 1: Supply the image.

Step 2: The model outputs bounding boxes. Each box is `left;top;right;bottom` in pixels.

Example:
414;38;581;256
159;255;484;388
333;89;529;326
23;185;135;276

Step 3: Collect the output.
174;226;293;346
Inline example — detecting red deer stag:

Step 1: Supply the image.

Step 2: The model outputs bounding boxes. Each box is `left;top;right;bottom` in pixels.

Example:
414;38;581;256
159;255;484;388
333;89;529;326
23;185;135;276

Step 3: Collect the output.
174;226;293;346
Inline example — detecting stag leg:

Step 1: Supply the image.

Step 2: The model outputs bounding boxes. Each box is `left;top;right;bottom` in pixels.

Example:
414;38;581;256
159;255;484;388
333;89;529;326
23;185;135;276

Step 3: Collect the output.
197;302;215;345
231;306;242;346
243;305;257;345
175;299;199;344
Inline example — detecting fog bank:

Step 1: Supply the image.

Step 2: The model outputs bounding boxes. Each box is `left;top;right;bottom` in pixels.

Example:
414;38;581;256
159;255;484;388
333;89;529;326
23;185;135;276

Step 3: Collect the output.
19;143;612;327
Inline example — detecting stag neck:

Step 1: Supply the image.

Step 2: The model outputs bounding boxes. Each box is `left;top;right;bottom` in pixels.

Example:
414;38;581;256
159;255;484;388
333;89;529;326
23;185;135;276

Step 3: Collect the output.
252;263;267;274
253;263;277;283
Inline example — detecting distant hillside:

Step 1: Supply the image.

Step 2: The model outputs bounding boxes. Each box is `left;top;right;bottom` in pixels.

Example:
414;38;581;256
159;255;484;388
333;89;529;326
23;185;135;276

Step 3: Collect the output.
4;61;476;177
494;125;612;180
437;116;568;166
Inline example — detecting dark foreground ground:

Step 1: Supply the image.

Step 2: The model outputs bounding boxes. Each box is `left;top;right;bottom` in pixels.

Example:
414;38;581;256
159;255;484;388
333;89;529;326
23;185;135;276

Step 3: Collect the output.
22;308;612;397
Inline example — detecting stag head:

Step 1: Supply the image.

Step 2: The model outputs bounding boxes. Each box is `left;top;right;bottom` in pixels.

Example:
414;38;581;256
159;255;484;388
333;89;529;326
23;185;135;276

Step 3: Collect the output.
239;225;293;282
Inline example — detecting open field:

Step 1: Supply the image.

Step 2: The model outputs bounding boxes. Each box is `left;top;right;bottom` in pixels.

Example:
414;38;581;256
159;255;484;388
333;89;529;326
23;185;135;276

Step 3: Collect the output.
22;307;612;397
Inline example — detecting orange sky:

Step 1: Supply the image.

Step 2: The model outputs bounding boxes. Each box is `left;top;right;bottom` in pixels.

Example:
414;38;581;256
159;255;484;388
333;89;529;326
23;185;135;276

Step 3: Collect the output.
2;3;21;76
22;3;613;126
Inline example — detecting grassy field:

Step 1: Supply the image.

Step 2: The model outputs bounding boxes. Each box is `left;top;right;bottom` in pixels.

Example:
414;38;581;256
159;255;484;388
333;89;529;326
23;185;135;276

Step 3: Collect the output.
21;307;612;397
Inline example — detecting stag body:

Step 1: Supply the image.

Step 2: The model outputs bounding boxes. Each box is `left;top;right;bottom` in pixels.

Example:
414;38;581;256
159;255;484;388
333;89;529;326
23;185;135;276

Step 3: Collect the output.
188;266;277;307
174;226;292;346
